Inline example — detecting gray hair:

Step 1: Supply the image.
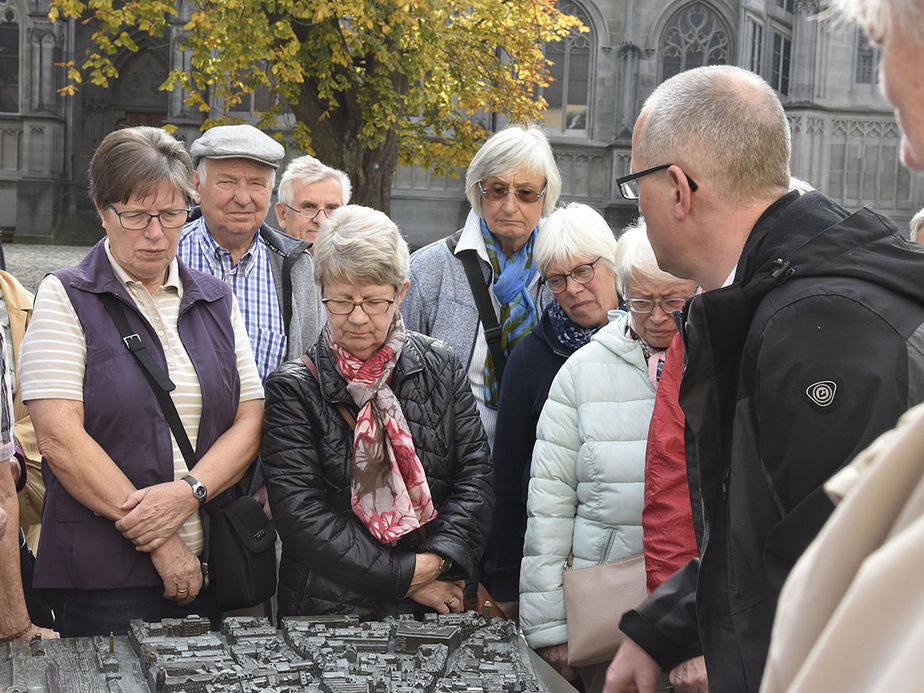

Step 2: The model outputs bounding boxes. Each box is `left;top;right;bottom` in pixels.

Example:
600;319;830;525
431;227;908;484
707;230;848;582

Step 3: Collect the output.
831;0;924;44
637;65;791;205
614;218;684;296
196;158;276;188
89;126;193;207
534;203;618;277
911;206;924;240
278;155;352;206
314;205;409;290
465;125;561;217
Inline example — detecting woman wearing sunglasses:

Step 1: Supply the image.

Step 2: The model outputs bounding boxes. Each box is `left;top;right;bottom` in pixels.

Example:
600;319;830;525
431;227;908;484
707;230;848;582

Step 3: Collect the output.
519;220;696;691
483;202;622;622
402;125;561;450
261;205;492;620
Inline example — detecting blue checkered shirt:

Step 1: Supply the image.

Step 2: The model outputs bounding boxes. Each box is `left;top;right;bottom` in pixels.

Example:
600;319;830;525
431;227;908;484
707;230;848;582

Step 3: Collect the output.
178;217;286;381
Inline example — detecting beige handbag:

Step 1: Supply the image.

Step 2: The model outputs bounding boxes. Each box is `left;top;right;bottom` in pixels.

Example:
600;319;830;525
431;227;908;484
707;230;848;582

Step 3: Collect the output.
563;552;648;667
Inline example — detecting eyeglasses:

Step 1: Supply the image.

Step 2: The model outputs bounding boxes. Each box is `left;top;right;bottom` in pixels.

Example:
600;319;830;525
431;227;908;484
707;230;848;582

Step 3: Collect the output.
107;204;190;230
616;164;699;200
625;297;689;315
477;180;548;204
283;203;340;221
544;257;602;294
322;293;398;316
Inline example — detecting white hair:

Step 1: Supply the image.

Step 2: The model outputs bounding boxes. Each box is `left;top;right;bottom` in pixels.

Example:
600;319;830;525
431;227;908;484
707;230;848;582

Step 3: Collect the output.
314;205;409;289
465;125;561;217
910;206;924;241
638;65;790;205
614;219;686;296
831;0;924;44
534;203;618;277
277;155;351;206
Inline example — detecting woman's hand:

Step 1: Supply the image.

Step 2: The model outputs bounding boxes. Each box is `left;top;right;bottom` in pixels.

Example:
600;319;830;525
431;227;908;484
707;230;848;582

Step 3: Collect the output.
669;655;709;693
115;481;200;552
406;552;442;591
537;643;579;682
406;579;465;614
150;534;203;606
17;624;59;641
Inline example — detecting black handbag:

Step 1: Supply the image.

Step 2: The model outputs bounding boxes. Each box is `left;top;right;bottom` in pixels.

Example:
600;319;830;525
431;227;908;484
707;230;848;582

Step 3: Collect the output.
100;293;276;610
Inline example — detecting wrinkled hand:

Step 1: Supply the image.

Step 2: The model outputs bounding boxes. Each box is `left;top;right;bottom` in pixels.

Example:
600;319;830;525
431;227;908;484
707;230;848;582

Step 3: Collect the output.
603;637;662;693
150;534;203;606
537;643;579;682
115;481;199;552
18;624;59;641
253;485;271;520
406;579;465;614
669;655;708;693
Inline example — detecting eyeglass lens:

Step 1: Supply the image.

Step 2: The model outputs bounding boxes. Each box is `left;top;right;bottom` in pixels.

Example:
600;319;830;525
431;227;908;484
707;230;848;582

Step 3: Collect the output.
323;298;393;315
546;260;598;293
626;298;688;314
110;205;190;230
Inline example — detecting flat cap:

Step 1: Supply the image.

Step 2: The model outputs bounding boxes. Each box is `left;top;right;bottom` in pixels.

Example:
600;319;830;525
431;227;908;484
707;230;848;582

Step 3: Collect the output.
189;124;285;169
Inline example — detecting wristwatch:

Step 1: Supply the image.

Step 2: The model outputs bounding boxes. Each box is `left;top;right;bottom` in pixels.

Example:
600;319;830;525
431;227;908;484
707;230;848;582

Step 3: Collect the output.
181;475;208;505
438;555;453;574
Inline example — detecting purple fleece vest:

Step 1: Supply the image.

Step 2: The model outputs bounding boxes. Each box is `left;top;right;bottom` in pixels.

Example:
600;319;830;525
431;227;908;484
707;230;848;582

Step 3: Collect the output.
34;240;241;589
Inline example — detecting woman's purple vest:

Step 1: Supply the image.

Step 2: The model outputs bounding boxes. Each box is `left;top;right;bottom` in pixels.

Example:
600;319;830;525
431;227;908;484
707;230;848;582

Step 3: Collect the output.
34;240;241;589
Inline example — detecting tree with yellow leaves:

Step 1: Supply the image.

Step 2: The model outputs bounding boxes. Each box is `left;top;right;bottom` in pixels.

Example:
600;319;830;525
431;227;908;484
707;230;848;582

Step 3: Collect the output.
51;0;585;210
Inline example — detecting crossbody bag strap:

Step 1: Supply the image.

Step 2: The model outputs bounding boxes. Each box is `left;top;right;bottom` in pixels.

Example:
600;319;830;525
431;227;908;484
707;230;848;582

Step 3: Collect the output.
300;354;357;430
99;293;198;471
455;248;506;381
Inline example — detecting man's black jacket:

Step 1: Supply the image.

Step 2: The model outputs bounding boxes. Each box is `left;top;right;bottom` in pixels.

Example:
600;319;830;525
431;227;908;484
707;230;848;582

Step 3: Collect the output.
620;191;924;691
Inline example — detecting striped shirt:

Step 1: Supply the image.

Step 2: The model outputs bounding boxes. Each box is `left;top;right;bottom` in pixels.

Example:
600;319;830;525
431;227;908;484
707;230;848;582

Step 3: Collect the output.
178;217;286;381
19;240;264;554
0;330;13;462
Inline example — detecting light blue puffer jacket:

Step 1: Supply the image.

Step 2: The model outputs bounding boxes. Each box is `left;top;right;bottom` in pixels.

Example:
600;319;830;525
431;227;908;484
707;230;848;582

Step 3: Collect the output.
520;310;656;649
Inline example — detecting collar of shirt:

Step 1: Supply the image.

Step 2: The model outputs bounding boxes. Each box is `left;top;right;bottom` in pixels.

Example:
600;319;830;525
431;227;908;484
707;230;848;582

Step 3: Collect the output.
722;264;738;289
189;216;263;279
104;238;182;297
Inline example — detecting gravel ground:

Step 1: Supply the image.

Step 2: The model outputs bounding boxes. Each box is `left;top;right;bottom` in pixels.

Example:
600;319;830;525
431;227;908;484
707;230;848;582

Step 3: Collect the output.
3;243;93;294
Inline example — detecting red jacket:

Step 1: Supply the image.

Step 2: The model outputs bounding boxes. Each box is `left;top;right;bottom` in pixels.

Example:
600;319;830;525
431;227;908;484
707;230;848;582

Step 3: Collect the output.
642;332;697;593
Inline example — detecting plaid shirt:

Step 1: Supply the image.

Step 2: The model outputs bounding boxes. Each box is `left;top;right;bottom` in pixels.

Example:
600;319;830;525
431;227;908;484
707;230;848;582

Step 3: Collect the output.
178;217;286;381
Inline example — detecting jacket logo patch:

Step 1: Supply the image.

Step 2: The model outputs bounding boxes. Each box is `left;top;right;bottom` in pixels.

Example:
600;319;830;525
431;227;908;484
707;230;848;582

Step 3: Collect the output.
805;381;836;407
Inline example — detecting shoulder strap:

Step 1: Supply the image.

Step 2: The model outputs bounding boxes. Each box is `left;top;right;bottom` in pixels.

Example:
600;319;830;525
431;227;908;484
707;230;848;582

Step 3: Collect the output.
300;354;357;430
455;248;506;380
100;293;198;471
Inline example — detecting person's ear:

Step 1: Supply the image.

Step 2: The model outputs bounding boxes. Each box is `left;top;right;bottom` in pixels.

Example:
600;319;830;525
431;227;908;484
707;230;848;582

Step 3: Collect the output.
395;279;411;308
275;201;287;231
192;171;202;204
667;165;694;220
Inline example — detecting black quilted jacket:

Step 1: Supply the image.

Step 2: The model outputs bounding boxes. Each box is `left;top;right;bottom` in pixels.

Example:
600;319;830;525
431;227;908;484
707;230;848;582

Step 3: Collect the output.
262;330;494;620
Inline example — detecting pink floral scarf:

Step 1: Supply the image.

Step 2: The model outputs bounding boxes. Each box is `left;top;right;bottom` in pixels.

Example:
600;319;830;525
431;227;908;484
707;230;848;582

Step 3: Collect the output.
325;315;437;543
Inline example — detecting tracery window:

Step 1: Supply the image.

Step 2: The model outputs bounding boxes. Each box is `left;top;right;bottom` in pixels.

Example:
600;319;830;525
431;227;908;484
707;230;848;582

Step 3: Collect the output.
770;31;791;96
543;0;592;134
661;3;730;81
855;31;878;85
0;0;19;113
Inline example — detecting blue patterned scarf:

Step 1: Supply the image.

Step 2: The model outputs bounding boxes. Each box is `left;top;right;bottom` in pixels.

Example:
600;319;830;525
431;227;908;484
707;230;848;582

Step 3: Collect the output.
481;219;538;407
547;300;599;352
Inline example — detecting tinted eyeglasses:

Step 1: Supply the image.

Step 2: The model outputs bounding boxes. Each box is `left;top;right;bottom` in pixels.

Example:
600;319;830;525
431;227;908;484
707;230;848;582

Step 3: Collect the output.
625;297;690;315
477;180;547;204
616;164;699;200
322;294;398;316
544;257;601;294
107;204;190;230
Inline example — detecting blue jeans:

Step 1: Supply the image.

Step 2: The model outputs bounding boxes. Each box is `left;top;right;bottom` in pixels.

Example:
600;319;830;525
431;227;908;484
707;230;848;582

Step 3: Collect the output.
44;585;221;637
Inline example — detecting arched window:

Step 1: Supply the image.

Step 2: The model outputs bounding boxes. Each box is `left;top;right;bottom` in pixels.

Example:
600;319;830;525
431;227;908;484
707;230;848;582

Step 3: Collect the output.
0;0;19;113
855;31;879;85
543;0;592;135
661;3;729;81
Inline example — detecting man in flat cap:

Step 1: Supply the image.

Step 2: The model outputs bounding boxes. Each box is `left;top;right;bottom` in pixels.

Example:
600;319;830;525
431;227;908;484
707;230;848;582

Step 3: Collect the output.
275;155;351;250
179;124;324;382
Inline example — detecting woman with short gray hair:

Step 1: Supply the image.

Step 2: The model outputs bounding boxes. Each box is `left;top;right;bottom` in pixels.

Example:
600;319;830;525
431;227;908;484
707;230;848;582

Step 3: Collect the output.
484;203;622;624
262;205;493;619
402;125;562;449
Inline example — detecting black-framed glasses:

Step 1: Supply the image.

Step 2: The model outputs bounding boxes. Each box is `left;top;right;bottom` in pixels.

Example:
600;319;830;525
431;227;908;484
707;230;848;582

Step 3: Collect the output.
322;292;398;316
625;297;690;315
477;180;548;204
107;204;190;230
544;257;601;294
283;203;340;221
616;164;699;200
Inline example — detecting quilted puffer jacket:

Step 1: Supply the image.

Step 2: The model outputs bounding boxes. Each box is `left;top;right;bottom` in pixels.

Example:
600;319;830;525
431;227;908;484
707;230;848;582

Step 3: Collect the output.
262;330;494;620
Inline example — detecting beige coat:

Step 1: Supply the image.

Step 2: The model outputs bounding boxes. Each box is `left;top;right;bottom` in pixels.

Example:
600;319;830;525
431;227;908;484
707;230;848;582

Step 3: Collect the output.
0;272;41;545
761;402;924;692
